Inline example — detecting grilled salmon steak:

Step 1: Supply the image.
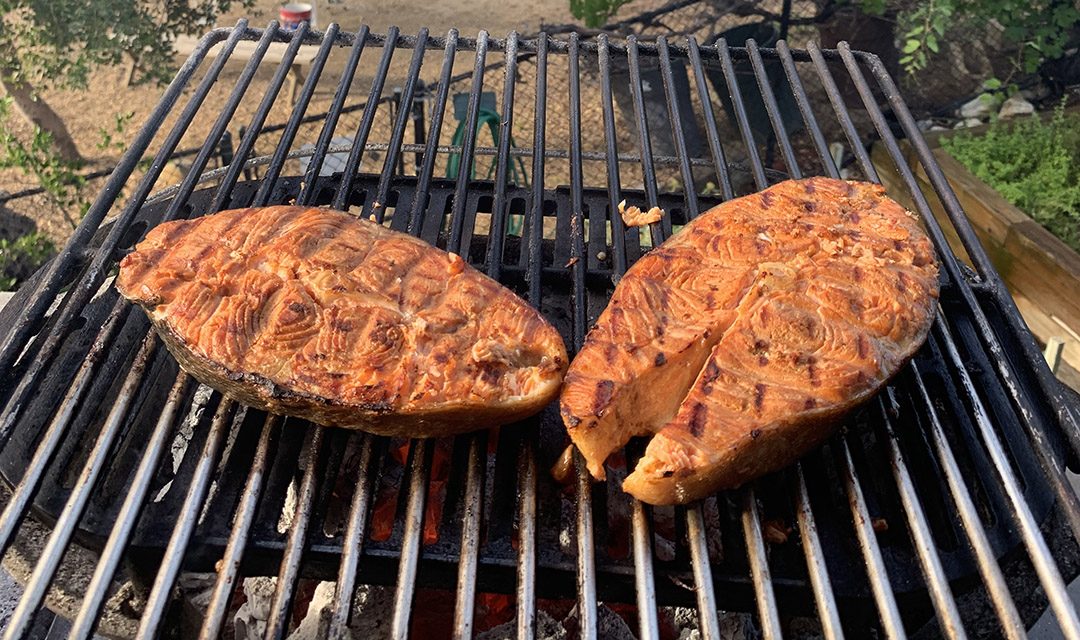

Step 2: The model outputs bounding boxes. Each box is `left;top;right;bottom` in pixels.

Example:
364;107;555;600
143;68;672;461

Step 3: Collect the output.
561;178;939;505
117;206;567;437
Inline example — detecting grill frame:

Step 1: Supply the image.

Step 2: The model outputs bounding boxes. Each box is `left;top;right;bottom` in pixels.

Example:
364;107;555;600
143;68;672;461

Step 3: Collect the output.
0;22;1078;640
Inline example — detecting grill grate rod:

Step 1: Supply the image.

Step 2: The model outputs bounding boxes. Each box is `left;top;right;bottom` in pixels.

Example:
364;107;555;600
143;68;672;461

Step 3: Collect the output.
849;45;1080;545
685;37;734;200
213;20;309;211
799;59;920;637
266;425;326;640
199;415;281;640
407;30;459;235
446;32;490;251
746;40;800;179
597;35;630;276
562;34;599;638
294;22;361;207
2;334;159;640
328;433;381;638
906;366;1026;638
804;43;874;177
742;487;783;639
792;464;845;640
775;41;836;176
655;36;700;219
879;402;968;639
568;29;600;640
622;37;668;639
685;503;721;640
331;25;400;210
68;372;193;640
484;31;520;283
720;38;789;638
390;438;434;639
255;26;344;206
840;439;905;638
370;29;430;223
625;34;667;246
513;28;550;640
135;398;236;639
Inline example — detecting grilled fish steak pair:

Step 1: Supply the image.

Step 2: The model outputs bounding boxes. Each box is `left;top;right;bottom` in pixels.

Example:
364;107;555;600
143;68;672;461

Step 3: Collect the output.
117;177;938;504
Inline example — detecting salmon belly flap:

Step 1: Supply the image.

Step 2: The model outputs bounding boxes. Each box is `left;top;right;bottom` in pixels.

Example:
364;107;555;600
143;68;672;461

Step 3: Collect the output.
117;206;568;437
560;178;940;505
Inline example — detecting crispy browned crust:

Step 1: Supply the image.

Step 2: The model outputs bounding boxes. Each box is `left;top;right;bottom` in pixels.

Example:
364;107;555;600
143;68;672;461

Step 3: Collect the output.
560;178;939;505
117;206;567;436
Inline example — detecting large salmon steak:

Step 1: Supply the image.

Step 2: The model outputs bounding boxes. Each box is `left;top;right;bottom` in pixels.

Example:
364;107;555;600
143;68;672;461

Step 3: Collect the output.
560;178;940;505
117;205;568;437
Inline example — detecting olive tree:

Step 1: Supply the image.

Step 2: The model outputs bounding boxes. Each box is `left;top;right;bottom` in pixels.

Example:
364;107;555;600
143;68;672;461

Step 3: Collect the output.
0;0;253;162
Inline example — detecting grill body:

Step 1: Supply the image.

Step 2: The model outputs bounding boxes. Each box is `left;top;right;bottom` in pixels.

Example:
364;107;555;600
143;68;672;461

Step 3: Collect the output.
0;23;1079;640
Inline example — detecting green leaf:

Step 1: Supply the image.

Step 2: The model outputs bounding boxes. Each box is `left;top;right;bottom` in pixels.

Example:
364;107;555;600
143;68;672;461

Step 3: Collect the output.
902;39;921;54
926;34;939;53
984;78;1002;90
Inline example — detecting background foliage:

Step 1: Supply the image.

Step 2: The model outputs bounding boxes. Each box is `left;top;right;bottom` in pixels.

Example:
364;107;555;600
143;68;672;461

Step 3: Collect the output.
942;103;1080;252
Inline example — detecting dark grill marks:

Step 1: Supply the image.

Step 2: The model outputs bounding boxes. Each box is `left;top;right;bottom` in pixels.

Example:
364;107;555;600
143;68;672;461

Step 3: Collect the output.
654;353;667;366
702;360;721;385
754;384;766;412
593;379;615;416
688;402;707;438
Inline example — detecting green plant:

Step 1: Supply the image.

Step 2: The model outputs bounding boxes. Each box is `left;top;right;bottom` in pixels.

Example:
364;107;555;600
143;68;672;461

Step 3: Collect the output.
941;102;1080;252
0;96;90;225
570;0;633;28
97;111;136;154
0;0;256;159
0;232;55;291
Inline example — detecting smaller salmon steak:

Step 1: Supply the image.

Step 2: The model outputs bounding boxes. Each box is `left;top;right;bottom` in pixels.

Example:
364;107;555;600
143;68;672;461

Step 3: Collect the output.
117;206;567;437
560;178;939;505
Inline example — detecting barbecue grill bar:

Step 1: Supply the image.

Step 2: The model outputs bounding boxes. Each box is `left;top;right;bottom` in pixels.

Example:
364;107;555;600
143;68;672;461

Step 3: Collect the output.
0;22;1078;640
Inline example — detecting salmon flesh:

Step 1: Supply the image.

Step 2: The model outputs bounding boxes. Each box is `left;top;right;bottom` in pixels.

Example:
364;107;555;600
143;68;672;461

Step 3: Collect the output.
560;178;940;505
117;206;568;437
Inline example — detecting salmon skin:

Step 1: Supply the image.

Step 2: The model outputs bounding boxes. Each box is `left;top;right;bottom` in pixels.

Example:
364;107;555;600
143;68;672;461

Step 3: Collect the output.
560;178;939;505
117;206;568;437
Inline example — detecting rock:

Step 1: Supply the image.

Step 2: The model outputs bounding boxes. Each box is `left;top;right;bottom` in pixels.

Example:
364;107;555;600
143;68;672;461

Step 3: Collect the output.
285;581;335;640
476;609;567;640
718;612;760;640
916;119;934;131
958;94;992;120
929;125;950;131
953;118;983;129
234;577;277;640
999;94;1035;119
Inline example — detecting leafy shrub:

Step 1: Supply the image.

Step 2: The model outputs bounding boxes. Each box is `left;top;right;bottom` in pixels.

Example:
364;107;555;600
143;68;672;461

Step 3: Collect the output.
0;232;55;291
941;104;1080;253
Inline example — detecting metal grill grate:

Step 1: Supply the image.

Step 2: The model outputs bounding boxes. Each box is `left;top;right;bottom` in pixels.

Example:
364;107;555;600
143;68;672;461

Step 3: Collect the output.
1;22;1079;640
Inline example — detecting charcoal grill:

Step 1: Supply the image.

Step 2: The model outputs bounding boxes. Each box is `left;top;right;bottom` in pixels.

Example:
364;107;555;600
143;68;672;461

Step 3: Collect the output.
2;21;1080;640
